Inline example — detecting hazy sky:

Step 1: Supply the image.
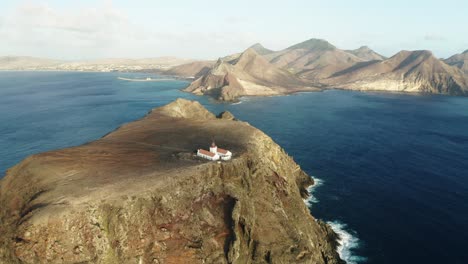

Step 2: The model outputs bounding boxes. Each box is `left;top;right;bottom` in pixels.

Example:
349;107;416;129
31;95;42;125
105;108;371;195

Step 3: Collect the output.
0;0;467;60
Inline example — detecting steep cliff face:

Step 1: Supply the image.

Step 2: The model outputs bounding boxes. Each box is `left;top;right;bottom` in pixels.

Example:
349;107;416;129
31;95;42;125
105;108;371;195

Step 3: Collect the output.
0;99;343;264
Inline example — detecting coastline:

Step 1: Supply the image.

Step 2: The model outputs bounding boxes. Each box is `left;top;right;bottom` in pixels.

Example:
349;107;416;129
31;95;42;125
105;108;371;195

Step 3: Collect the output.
117;77;176;82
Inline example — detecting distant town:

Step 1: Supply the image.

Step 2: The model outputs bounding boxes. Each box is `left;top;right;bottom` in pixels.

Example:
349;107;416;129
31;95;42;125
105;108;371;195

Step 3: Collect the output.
0;56;194;73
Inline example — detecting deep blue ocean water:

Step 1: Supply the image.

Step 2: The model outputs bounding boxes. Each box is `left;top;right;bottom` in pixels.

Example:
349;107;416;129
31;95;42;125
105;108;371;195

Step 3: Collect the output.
1;71;468;264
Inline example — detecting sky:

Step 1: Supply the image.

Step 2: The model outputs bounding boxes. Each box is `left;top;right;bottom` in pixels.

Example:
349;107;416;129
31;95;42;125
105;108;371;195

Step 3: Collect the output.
0;0;467;60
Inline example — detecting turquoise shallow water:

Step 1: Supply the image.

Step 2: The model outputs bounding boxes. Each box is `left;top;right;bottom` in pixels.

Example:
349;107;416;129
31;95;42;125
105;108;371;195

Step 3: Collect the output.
1;71;468;264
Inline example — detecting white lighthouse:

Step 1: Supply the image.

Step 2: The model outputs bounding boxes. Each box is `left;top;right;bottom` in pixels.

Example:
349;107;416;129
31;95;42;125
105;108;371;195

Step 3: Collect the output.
210;141;218;154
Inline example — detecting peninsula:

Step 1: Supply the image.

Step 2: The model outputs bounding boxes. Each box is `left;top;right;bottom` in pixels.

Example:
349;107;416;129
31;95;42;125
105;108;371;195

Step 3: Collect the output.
0;99;343;264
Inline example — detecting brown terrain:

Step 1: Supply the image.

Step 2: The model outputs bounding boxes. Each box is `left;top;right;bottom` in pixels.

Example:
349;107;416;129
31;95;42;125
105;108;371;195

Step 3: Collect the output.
444;50;468;75
264;39;365;81
0;99;343;264
177;38;468;100
183;48;320;101
324;50;468;95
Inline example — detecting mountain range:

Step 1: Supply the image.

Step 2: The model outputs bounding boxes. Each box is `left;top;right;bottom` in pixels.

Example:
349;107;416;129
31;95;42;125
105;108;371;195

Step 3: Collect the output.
180;39;468;100
2;39;467;100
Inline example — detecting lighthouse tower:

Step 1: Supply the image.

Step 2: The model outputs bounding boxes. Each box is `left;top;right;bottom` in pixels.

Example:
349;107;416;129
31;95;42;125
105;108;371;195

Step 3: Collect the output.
209;141;218;154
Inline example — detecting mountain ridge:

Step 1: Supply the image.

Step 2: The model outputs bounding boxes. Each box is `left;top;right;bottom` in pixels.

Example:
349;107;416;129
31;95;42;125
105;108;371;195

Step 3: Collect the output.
324;50;468;95
183;39;468;99
345;46;386;61
184;48;319;101
444;50;468;75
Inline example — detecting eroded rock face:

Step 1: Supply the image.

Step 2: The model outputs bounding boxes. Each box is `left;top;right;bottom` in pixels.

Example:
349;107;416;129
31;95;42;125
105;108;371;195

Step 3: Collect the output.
0;99;343;264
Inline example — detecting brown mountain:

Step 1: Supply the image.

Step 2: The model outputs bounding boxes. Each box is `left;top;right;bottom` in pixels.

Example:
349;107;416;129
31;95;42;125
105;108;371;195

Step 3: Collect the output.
444;50;468;75
263;39;365;81
184;48;319;101
345;46;386;61
163;43;275;79
325;50;468;95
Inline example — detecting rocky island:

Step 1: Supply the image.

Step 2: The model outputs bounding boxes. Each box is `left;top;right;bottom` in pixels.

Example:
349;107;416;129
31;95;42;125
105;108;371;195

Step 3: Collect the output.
0;99;343;264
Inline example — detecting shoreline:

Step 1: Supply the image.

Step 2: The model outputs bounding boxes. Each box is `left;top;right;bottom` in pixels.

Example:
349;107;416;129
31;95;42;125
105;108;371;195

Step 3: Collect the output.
117;77;175;82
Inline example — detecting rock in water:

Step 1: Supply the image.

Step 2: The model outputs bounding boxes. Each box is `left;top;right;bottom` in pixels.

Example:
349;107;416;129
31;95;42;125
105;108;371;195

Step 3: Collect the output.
0;99;343;264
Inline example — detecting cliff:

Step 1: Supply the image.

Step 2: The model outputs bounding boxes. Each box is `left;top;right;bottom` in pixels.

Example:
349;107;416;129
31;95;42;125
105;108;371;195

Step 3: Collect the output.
184;49;319;101
0;99;343;264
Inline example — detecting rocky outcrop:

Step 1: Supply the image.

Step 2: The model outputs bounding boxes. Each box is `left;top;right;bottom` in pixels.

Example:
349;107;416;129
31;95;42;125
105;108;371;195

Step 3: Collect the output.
184;48;319;101
0;99;343;264
217;111;236;120
325;50;468;95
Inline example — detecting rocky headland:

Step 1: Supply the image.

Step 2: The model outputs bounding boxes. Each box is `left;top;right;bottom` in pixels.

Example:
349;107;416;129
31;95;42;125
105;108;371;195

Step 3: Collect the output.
0;99;343;264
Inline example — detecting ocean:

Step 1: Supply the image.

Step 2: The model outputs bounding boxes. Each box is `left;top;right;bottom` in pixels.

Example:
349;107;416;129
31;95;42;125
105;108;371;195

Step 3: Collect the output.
1;71;467;264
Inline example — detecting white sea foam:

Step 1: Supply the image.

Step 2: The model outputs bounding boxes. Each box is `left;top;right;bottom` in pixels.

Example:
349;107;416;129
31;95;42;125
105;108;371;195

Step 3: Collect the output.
231;101;242;105
303;177;323;208
327;221;367;264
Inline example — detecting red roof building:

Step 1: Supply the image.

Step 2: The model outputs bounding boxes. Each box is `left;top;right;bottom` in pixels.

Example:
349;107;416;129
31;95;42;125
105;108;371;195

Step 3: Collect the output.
198;149;215;157
217;148;229;154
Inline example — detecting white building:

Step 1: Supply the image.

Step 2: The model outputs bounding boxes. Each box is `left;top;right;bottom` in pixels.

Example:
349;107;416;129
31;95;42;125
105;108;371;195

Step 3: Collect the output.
197;141;232;161
197;149;219;161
